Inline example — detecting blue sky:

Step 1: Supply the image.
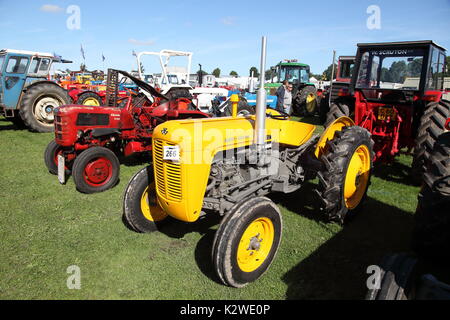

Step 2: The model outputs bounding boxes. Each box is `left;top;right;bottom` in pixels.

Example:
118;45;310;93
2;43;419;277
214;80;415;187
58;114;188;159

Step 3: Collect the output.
1;0;450;76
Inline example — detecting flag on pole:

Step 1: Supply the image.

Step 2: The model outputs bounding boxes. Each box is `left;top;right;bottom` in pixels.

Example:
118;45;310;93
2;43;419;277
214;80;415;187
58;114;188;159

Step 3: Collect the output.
102;53;105;62
80;44;85;60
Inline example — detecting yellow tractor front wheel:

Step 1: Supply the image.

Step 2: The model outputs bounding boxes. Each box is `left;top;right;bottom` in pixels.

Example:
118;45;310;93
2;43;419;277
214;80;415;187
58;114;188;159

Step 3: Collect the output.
123;166;169;233
212;197;282;288
316;126;374;223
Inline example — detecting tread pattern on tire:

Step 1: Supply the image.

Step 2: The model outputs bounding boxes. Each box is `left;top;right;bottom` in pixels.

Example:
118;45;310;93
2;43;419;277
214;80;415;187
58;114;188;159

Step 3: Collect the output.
315;126;374;223
44;140;61;175
324;100;351;128
412;100;450;182
222;99;255;117
294;85;317;116
212;197;282;288
366;253;417;300
19;82;70;133
71;146;120;194
412;131;450;262
77;92;103;105
122;166;167;233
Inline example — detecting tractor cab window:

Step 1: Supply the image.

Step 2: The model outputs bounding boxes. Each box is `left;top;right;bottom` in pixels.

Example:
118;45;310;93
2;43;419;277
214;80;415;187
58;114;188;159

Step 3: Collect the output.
29;57;52;76
39;58;51;72
339;60;354;79
279;66;309;84
29;58;40;74
427;48;445;90
356;49;425;90
6;56;29;74
162;75;179;85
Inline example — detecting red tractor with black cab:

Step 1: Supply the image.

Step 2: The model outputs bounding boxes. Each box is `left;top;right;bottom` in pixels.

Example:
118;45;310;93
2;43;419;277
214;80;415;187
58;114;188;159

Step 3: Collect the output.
325;41;450;182
44;69;209;193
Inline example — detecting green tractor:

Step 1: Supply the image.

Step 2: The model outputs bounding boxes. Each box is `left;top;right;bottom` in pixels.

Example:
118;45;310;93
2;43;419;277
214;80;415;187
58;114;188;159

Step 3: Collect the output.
265;59;318;116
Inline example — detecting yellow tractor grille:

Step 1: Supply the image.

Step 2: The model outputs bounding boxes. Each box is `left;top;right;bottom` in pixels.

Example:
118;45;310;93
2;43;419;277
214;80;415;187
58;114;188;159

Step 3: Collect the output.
153;140;182;202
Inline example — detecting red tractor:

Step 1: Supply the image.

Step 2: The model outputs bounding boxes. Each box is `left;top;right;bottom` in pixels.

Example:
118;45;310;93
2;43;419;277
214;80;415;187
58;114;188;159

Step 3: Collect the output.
44;69;209;193
319;55;355;122
325;41;450;181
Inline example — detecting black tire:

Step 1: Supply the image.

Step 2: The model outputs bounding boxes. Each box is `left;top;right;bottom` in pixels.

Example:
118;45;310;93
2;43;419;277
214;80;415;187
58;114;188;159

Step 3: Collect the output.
72;147;120;194
412;132;450;263
319;93;330;124
122;166;169;233
366;253;417;300
212;197;282;288
222;99;255;117
294;85;318;116
412;100;449;183
77;92;103;106
44;140;64;175
19;82;70;133
324;100;351;127
316;126;374;223
9;113;26;129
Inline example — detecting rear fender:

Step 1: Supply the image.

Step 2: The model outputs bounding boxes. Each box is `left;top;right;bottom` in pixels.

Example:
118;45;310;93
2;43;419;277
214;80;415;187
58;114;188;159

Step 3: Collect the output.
315;116;355;158
19;80;67;109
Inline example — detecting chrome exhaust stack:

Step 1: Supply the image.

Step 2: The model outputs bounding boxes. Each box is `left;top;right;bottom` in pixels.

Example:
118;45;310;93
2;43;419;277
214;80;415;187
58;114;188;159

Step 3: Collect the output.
254;36;267;148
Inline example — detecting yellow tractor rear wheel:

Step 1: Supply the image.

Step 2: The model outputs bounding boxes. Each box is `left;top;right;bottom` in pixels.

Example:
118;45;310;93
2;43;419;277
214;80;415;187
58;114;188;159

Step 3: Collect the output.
77;92;103;106
123;166;169;233
316;126;374;223
212;197;282;288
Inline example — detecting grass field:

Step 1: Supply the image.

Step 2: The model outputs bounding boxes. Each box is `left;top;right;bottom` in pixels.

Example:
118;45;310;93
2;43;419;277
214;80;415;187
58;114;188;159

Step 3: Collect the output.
0;116;420;300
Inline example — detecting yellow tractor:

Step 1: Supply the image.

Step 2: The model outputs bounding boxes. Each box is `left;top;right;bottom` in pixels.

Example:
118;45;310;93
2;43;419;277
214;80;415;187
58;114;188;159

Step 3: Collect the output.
123;38;374;288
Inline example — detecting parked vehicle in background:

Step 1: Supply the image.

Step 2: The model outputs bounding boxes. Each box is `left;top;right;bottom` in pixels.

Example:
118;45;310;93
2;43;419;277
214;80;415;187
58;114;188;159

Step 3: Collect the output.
325;41;450;182
319;56;355;122
0;49;72;132
44;69;209;194
136;50;193;100
265;59;319;116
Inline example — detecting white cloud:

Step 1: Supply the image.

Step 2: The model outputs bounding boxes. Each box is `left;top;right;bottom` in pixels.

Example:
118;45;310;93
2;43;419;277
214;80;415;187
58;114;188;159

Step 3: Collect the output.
220;16;236;26
40;4;64;13
128;38;155;46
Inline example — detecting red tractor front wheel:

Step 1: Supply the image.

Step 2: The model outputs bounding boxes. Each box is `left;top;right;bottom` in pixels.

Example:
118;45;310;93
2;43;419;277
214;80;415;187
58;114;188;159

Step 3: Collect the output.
72;147;120;194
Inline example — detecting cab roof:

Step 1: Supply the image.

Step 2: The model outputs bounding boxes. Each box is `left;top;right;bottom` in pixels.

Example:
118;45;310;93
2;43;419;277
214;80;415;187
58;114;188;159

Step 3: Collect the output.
0;49;54;57
277;62;309;67
0;49;72;63
357;40;446;52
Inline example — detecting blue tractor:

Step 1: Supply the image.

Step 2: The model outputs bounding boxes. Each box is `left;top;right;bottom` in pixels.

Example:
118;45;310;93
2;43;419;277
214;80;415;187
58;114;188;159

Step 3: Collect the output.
0;49;72;132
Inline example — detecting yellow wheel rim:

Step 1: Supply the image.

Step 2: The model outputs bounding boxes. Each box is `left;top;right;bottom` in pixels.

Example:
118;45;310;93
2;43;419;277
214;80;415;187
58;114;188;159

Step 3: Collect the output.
82;97;100;106
237;217;274;272
344;145;371;209
306;93;317;113
140;183;168;222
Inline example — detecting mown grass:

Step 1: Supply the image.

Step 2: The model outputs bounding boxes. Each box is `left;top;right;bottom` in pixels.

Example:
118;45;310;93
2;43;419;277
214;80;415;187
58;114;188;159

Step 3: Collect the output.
0;116;420;299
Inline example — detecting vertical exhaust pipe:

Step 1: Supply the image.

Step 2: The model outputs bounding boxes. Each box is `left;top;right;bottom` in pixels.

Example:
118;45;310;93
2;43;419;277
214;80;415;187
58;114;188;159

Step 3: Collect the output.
255;36;267;148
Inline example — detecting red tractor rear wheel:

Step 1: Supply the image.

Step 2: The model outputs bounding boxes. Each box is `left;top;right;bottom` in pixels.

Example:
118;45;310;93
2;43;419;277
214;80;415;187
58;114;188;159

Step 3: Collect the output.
412;100;450;183
412;131;450;262
324;99;352;128
77;92;103;106
72;147;120;193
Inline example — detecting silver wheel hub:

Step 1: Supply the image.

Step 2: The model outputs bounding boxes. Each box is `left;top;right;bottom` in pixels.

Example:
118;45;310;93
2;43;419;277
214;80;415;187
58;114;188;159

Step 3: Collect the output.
34;97;59;123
